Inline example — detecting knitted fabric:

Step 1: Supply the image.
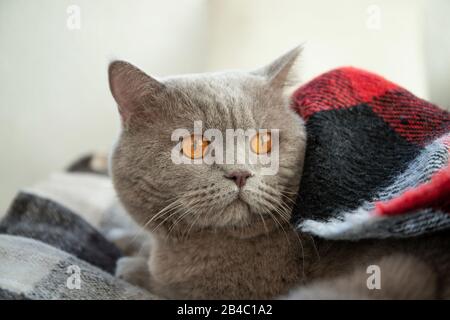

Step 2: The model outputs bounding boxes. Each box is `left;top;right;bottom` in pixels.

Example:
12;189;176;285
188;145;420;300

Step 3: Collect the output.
291;67;450;240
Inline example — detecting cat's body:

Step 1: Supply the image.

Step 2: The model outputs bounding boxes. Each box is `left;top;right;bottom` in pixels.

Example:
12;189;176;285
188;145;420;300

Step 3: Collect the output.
288;231;450;299
148;222;303;299
108;47;450;299
118;223;450;299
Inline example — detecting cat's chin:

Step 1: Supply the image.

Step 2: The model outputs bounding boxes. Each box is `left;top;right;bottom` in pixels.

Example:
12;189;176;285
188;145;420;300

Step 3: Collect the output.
215;200;282;238
211;198;253;228
209;198;279;232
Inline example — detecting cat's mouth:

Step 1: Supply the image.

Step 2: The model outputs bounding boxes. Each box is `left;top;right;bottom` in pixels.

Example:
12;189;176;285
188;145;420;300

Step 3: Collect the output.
223;188;249;207
236;190;250;203
236;194;247;204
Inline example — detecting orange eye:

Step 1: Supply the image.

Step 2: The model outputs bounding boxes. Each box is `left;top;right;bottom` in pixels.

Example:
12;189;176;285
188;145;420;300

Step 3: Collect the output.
251;132;272;154
181;134;210;159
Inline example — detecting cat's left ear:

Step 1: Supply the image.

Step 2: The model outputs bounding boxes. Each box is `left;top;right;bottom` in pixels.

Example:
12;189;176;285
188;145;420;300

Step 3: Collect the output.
254;45;302;89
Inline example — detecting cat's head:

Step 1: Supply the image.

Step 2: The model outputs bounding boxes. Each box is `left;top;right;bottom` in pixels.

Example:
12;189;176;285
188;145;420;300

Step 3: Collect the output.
108;47;306;237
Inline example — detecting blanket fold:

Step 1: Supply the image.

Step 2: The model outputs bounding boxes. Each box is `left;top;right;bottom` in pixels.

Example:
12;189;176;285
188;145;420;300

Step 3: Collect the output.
0;192;154;300
291;67;450;239
0;192;122;274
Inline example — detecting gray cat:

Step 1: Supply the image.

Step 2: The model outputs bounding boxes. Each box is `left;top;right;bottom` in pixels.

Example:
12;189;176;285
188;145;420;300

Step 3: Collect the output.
108;47;450;299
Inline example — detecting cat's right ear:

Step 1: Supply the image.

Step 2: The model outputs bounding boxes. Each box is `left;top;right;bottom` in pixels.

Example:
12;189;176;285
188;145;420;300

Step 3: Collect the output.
108;61;164;127
253;45;302;90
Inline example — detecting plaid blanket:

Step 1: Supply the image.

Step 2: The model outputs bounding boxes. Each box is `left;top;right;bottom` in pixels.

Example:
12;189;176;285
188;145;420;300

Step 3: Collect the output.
0;181;155;300
292;67;450;240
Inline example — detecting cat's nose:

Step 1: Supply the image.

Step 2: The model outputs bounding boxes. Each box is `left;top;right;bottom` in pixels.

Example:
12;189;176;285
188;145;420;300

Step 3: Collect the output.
224;171;252;188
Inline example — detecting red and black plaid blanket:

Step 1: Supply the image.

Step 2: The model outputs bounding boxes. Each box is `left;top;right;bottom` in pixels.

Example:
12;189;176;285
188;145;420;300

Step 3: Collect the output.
291;67;450;240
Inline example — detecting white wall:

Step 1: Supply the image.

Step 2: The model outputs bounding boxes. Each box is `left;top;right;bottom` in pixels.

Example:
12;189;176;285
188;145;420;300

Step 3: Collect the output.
0;0;208;212
207;0;429;100
424;0;450;107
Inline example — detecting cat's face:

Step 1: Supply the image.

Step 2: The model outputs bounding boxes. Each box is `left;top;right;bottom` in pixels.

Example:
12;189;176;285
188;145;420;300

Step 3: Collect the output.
109;47;306;235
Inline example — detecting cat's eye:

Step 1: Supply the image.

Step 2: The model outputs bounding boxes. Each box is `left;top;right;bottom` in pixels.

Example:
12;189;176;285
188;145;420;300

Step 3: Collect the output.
181;134;210;159
250;132;272;154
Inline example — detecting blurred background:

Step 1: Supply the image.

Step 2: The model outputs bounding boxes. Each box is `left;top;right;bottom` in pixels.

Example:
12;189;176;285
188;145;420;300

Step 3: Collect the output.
0;0;449;212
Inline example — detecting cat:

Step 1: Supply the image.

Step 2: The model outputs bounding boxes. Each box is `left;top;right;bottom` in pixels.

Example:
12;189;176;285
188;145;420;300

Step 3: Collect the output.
108;47;450;299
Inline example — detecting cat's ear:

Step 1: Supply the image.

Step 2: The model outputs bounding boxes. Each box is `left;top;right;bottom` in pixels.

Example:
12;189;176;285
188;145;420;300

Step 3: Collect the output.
254;45;302;89
108;60;164;126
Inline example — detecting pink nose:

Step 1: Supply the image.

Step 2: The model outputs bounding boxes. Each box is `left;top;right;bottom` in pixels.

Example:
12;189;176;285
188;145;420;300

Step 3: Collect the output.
224;171;252;188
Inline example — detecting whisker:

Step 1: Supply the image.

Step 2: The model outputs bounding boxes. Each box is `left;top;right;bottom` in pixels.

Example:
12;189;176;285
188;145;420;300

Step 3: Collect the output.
125;197;181;247
182;208;204;241
257;210;269;234
255;189;292;222
252;195;291;244
144;199;182;227
165;196;206;238
151;201;186;233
